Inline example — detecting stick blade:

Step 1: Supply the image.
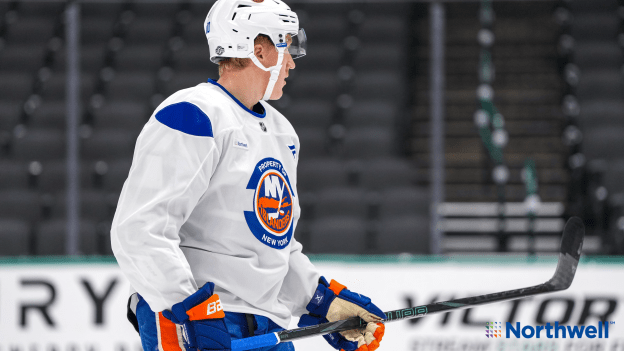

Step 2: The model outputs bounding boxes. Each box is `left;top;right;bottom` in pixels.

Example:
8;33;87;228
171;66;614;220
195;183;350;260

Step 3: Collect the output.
548;216;585;290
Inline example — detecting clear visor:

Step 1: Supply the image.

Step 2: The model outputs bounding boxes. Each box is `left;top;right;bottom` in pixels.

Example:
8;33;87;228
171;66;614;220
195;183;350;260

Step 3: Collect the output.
287;28;307;59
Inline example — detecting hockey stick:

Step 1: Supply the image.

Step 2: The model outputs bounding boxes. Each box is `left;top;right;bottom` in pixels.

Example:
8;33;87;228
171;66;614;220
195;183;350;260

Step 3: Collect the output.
231;216;584;351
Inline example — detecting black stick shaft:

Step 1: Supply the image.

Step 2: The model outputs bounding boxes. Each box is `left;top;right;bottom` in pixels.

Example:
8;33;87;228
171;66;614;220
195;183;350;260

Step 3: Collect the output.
278;282;552;342
278;217;584;343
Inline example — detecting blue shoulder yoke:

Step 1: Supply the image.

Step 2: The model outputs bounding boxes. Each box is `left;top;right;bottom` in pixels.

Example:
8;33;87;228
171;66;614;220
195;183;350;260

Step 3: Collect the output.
155;102;214;137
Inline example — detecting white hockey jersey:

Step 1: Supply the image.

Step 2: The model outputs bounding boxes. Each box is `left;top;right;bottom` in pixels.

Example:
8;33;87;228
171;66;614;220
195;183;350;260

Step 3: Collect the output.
111;79;320;328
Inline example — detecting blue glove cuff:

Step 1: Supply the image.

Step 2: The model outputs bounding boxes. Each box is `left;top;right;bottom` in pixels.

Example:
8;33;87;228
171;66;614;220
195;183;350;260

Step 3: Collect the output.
305;276;336;317
162;283;230;351
164;283;217;324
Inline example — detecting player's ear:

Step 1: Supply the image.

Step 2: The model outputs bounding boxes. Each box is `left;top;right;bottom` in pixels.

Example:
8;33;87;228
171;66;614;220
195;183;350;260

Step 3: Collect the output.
254;43;265;61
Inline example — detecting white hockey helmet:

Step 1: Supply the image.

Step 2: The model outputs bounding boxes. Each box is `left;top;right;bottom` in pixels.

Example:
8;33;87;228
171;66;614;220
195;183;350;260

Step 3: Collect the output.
204;0;307;100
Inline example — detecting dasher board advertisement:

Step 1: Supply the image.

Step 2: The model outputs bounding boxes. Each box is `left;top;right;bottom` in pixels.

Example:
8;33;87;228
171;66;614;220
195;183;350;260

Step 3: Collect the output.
0;256;622;351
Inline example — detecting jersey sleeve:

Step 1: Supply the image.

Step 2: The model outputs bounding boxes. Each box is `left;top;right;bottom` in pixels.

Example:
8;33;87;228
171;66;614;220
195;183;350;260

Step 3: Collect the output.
111;102;220;312
277;237;321;317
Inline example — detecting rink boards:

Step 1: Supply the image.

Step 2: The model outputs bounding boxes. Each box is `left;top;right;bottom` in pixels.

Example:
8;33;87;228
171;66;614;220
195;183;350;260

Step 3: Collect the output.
0;256;622;351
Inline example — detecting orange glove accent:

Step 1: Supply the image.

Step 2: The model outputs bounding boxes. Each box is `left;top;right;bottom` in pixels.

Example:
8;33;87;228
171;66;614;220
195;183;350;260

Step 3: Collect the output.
355;322;384;351
328;279;347;295
373;322;385;341
186;294;225;321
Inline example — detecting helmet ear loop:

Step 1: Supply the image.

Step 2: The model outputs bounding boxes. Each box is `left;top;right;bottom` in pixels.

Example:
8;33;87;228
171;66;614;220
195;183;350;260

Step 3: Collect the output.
248;47;286;101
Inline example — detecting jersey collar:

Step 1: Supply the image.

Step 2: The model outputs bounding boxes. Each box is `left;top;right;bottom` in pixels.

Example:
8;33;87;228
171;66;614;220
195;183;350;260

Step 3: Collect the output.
207;79;266;118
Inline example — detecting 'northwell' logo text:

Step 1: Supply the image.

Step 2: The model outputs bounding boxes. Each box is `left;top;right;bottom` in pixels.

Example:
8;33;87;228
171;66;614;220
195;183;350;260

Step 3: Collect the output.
504;321;613;339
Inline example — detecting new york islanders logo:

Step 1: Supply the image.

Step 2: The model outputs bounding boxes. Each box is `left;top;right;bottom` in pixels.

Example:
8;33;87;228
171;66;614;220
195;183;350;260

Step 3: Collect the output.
244;158;295;249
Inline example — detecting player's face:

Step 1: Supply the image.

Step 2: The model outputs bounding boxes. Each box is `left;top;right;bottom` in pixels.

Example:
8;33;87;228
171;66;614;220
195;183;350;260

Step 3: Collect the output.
269;51;295;100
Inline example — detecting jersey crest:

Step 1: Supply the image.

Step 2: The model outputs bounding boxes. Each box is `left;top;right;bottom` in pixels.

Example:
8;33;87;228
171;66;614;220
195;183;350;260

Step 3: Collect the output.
244;158;295;249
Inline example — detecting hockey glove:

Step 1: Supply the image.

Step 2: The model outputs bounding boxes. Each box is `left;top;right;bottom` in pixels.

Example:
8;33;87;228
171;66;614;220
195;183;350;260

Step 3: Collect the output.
298;277;385;351
162;282;231;351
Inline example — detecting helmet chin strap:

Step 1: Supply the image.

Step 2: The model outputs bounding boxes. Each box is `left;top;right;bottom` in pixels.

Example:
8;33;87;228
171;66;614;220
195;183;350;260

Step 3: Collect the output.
249;47;285;101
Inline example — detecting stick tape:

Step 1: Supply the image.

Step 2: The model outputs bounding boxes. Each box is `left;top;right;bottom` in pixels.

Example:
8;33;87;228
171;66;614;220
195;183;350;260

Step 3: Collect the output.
231;332;280;351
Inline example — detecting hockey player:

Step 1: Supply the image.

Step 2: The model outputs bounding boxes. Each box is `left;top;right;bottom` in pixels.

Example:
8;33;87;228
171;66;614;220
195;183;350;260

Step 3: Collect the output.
111;0;385;350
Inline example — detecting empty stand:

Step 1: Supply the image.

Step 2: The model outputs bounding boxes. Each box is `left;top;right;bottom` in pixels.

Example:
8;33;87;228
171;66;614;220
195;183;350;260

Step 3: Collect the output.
411;2;567;203
12;129;66;161
309;216;367;253
374;215;429;253
0;219;31;256
378;187;429;219
0;190;41;222
35;219;97;255
0;1;430;256
297;159;352;191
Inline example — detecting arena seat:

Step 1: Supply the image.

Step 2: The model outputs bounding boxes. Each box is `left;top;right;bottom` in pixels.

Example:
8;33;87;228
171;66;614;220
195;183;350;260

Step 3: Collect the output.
54;46;106;73
13;129;66;161
297;128;328;158
174;45;213;71
287;72;339;100
182;18;209;44
0;45;45;72
101;158;132;191
343;101;397;128
125;18;173;45
578;100;624;128
378;187;430;219
352;71;404;102
294;43;343;73
282;99;333;129
570;13;619;41
353;44;405;71
0;161;28;190
92;100;148;131
115;45;164;72
301;15;347;44
164;71;209;96
0;190;41;222
16;2;64;17
28;101;68;130
106;72;156;100
603;160;624;195
0;101;21;130
583;126;624;161
45;191;110;222
375;215;429;253
297;159;351;192
569;0;617;13
5;17;55;45
357;159;417;190
358;16;407;43
35;219;97;255
81;129;137;160
315;188;370;218
574;43;622;69
80;18;114;45
0;219;31;256
343;127;395;158
133;3;179;19
0;72;33;100
309;216;367;253
576;70;622;101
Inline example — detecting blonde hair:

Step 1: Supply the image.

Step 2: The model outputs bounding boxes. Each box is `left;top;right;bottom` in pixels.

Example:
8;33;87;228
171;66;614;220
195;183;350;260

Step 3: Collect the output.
218;35;274;77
